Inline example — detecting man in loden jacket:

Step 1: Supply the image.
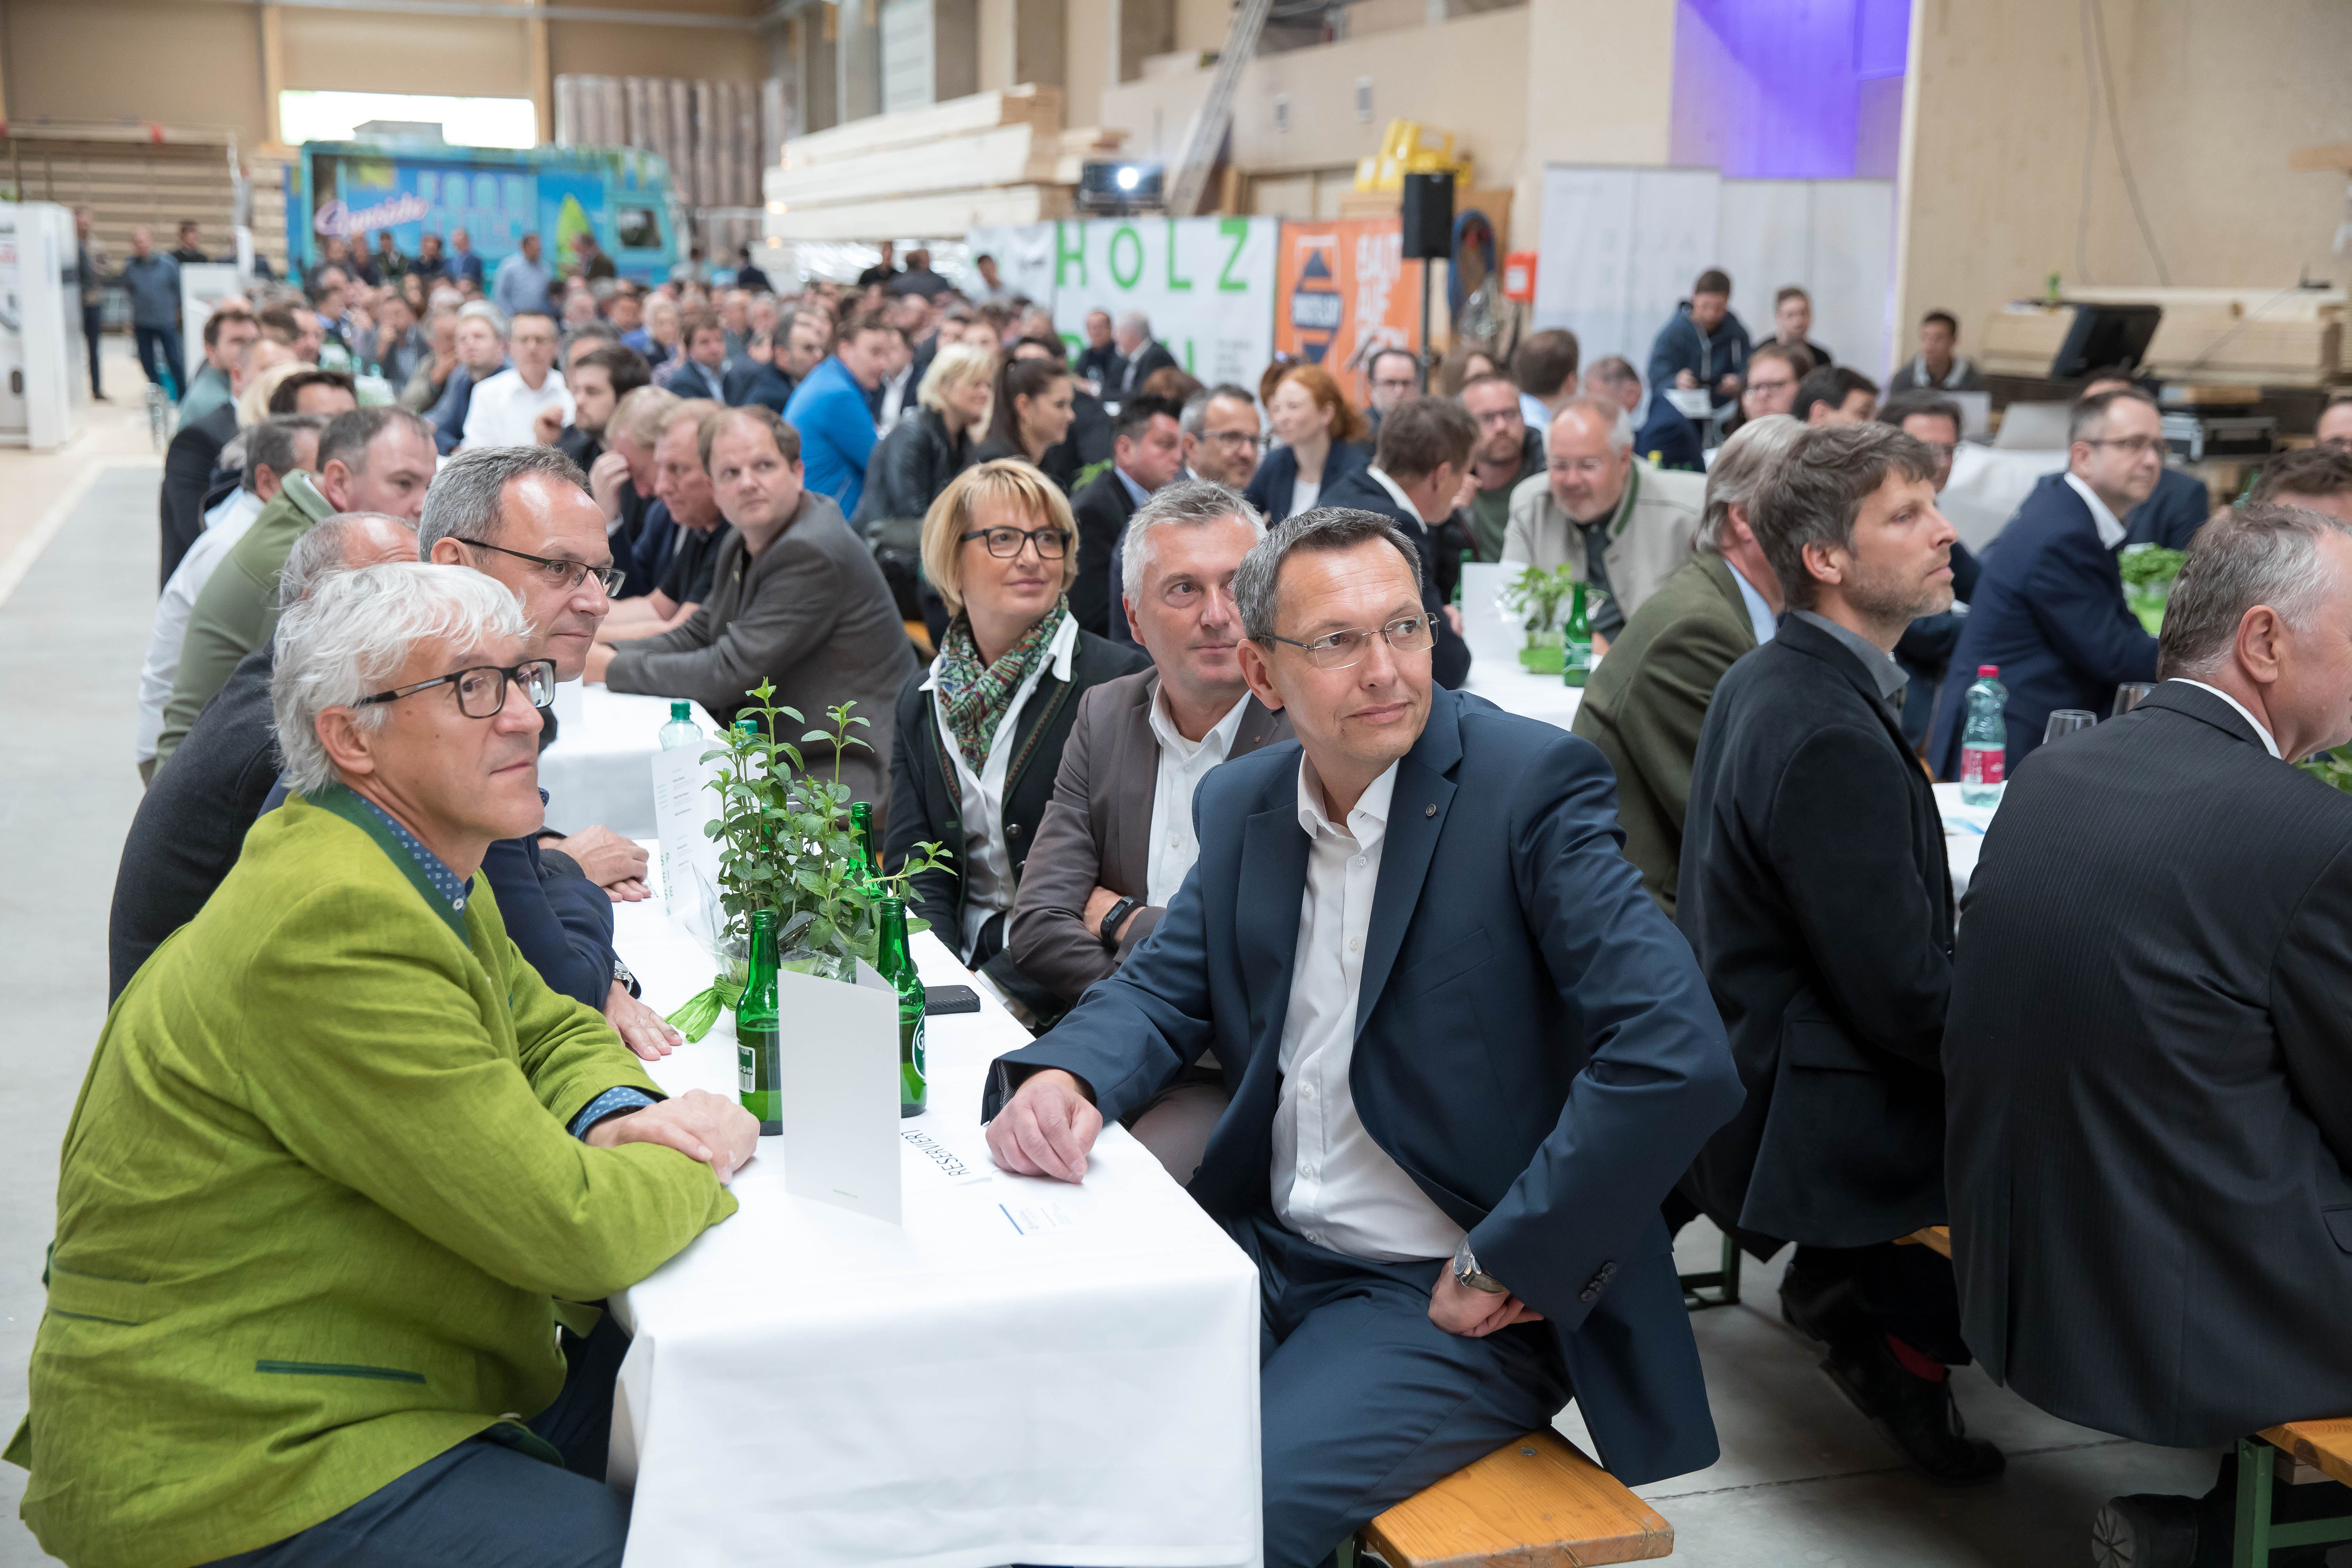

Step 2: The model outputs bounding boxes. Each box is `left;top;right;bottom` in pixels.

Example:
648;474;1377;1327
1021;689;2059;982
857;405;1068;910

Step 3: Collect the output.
11;562;752;1565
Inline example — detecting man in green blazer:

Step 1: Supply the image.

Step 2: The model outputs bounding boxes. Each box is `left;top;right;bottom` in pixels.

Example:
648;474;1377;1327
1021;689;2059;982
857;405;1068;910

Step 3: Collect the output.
1572;416;1802;915
12;562;753;1567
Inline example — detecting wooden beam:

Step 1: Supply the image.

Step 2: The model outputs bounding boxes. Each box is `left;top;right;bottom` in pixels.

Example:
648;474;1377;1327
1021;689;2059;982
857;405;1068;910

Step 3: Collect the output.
768;121;1058;205
259;4;289;156
781;85;1059;167
766;181;1068;241
526;0;553;147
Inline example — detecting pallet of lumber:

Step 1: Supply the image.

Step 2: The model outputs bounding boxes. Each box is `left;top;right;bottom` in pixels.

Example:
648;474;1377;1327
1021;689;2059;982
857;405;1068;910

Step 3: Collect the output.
771;121;1061;208
1982;299;2346;386
781;86;1062;170
766;185;1071;244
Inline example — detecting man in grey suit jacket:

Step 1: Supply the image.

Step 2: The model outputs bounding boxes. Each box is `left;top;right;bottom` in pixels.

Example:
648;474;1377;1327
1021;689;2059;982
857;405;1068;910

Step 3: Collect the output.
591;405;915;808
1010;480;1289;1177
1947;503;2352;1553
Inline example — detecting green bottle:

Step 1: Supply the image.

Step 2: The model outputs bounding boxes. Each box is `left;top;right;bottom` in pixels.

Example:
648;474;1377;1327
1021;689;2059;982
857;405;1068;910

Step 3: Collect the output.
1451;548;1470;607
736;910;781;1135
850;800;879;879
1562;579;1593;689
875;896;927;1117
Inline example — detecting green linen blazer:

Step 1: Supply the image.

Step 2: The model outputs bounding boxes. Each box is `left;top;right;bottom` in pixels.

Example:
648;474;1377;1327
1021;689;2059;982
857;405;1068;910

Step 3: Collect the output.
9;790;736;1568
1570;551;1761;917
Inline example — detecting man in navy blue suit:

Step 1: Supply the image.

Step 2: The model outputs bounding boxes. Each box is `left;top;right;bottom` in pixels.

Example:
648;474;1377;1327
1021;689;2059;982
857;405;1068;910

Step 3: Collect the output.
2079;369;2213;550
981;508;1744;1568
1928;387;2162;779
1586;354;1702;472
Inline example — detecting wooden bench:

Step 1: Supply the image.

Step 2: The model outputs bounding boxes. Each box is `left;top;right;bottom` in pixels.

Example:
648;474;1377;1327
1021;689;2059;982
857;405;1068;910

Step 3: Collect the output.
1907;1225;1952;1258
2232;1422;2352;1566
1353;1428;1673;1567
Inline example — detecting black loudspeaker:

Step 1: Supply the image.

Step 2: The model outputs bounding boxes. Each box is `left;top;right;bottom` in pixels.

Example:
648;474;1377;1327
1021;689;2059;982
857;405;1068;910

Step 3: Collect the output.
1400;172;1454;261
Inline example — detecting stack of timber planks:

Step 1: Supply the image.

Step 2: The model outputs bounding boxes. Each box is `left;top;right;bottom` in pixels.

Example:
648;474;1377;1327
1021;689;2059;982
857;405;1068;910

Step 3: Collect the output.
1981;288;2348;387
766;87;1123;243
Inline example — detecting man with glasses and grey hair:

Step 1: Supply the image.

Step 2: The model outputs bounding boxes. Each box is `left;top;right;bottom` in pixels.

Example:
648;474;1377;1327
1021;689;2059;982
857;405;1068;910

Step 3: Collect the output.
21;561;753;1568
1178;383;1264;490
1927;385;2163;780
1570;414;1802;916
981;506;1741;1567
1007;480;1291;1172
1947;504;2352;1557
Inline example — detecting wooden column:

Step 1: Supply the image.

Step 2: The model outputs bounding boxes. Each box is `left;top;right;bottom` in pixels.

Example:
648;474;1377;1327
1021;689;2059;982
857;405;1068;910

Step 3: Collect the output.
526;0;554;146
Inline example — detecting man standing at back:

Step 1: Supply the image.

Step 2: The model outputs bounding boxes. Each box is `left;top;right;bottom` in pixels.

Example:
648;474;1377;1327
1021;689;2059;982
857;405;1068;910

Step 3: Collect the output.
1945;505;2352;1554
157;406;439;769
783;312;892;517
982;508;1742;1565
1647;268;1748;415
1927;387;2161;780
1677;422;1999;1484
493;232;554;319
1586;355;1702;472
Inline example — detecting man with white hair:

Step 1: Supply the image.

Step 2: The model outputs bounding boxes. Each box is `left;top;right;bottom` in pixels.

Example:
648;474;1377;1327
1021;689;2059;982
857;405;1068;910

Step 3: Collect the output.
1501;397;1708;646
1009;480;1293;1170
19;560;753;1567
1948;503;2352;1556
1112;308;1178;397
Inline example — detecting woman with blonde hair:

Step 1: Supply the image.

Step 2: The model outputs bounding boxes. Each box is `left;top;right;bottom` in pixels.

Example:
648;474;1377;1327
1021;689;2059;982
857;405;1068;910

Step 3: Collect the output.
885;460;1147;1006
1243;361;1373;523
855;340;994;525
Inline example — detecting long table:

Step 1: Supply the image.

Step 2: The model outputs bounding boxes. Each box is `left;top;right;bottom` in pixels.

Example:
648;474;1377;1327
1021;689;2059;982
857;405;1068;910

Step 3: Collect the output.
604;881;1263;1568
540;684;718;841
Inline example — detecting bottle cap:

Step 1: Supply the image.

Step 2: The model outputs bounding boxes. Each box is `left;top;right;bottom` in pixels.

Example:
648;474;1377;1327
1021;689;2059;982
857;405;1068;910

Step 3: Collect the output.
1977;665;1999;678
670;701;691;721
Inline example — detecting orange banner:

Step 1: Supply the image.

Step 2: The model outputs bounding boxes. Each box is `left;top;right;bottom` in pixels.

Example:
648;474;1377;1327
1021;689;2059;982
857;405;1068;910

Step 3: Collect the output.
1273;219;1426;406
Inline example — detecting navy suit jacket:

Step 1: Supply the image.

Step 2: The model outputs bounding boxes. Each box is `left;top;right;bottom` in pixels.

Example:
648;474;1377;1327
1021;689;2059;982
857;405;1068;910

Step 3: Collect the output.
1633;398;1703;472
1927;473;2158;779
983;686;1744;1486
1243;440;1373;524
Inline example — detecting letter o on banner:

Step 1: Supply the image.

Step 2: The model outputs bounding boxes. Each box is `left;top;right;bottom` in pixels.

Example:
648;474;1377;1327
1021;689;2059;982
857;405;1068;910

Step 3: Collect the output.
1109;226;1145;291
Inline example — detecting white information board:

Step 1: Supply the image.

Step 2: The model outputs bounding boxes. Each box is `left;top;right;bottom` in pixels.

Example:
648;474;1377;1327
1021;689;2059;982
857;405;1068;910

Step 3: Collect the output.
1535;165;1895;384
968;216;1278;386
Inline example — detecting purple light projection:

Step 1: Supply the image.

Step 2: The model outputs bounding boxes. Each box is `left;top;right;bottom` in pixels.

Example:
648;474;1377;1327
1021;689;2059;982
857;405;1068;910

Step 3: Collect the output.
1670;0;1911;180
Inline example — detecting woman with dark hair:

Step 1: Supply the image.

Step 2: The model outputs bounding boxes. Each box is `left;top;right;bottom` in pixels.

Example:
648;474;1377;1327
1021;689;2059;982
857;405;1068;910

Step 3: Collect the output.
972;349;1080;492
1243;362;1373;523
886;460;1147;1018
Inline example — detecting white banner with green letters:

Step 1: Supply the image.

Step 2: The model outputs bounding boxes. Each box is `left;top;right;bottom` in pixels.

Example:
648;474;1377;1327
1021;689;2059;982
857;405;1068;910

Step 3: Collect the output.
966;216;1278;388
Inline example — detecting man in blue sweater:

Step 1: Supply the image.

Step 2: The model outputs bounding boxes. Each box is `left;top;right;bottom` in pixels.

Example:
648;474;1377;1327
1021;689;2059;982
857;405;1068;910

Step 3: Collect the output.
119;227;185;395
782;314;893;517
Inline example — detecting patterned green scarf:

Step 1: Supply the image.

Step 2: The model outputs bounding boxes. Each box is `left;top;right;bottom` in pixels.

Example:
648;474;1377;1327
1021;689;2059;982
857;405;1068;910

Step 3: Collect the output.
934;598;1069;771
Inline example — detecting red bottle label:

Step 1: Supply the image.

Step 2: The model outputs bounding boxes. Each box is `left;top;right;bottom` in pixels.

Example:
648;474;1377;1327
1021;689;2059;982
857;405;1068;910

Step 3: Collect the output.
1961;745;2004;786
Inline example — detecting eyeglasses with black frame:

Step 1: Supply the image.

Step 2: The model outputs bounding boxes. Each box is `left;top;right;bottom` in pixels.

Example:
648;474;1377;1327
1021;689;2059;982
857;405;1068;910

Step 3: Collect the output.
454;537;625;596
959;524;1072;560
354;659;558;719
1266;613;1438;670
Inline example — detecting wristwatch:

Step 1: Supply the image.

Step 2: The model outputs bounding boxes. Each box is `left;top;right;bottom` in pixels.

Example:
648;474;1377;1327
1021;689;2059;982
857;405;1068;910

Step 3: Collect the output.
1452;1239;1507;1295
1097;895;1141;950
612;955;639;998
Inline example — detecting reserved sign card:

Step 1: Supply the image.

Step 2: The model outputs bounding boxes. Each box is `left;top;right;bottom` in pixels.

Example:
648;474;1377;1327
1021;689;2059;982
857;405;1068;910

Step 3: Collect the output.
775;960;902;1225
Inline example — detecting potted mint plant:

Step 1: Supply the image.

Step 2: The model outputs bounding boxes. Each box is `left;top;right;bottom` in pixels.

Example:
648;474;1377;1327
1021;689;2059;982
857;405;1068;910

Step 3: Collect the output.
1501;563;1578;674
664;682;950;1041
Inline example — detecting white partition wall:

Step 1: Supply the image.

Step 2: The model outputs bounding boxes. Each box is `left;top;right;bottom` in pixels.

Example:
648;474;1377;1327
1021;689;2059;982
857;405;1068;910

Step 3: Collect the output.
1535;164;1894;384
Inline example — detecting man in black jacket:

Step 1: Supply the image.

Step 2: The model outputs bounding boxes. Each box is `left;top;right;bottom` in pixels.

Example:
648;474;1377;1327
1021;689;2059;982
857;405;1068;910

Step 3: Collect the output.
1072;394;1182;642
1320;397;1475;691
1946;504;2352;1551
1677;421;1999;1484
1111;310;1178;397
159;399;243;590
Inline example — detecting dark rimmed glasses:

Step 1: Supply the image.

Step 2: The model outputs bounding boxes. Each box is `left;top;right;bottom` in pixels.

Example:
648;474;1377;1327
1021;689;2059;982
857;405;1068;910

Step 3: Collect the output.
454;537;624;596
960;524;1072;559
1266;613;1437;670
355;659;557;719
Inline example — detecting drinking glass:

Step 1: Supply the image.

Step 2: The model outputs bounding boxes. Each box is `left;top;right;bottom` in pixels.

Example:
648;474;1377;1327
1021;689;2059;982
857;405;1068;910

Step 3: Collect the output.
2113;682;2156;717
2044;709;2098;744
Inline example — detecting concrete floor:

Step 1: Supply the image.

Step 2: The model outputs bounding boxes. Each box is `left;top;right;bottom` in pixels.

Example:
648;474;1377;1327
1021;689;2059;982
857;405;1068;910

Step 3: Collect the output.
0;365;2232;1563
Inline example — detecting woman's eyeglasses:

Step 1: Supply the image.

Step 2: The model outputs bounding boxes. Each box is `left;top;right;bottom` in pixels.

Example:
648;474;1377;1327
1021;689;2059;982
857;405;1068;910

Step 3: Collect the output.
960;525;1072;560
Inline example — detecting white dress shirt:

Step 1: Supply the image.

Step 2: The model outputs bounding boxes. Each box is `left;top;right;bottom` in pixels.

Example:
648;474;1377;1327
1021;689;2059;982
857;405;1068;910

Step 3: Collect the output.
2063;470;2129;550
924;613;1080;958
1271;755;1468;1263
879;363;914;431
136;489;267;764
1143;688;1251;907
2169;678;2281;759
461;366;574;450
1290;477;1321;516
1364;464;1426;529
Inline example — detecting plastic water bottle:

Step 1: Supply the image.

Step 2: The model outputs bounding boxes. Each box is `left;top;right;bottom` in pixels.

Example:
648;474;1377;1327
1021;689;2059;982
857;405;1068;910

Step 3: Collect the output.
658;700;703;751
1959;665;2007;806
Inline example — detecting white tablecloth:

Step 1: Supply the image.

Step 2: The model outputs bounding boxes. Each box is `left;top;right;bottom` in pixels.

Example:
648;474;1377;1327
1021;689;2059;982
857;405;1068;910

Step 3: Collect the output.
605;886;1263;1568
1932;782;2000;899
539;684;717;840
1461;657;1586;731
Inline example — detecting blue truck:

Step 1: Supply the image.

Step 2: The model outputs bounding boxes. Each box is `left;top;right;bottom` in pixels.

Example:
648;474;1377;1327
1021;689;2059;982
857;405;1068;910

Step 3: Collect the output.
290;141;680;282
